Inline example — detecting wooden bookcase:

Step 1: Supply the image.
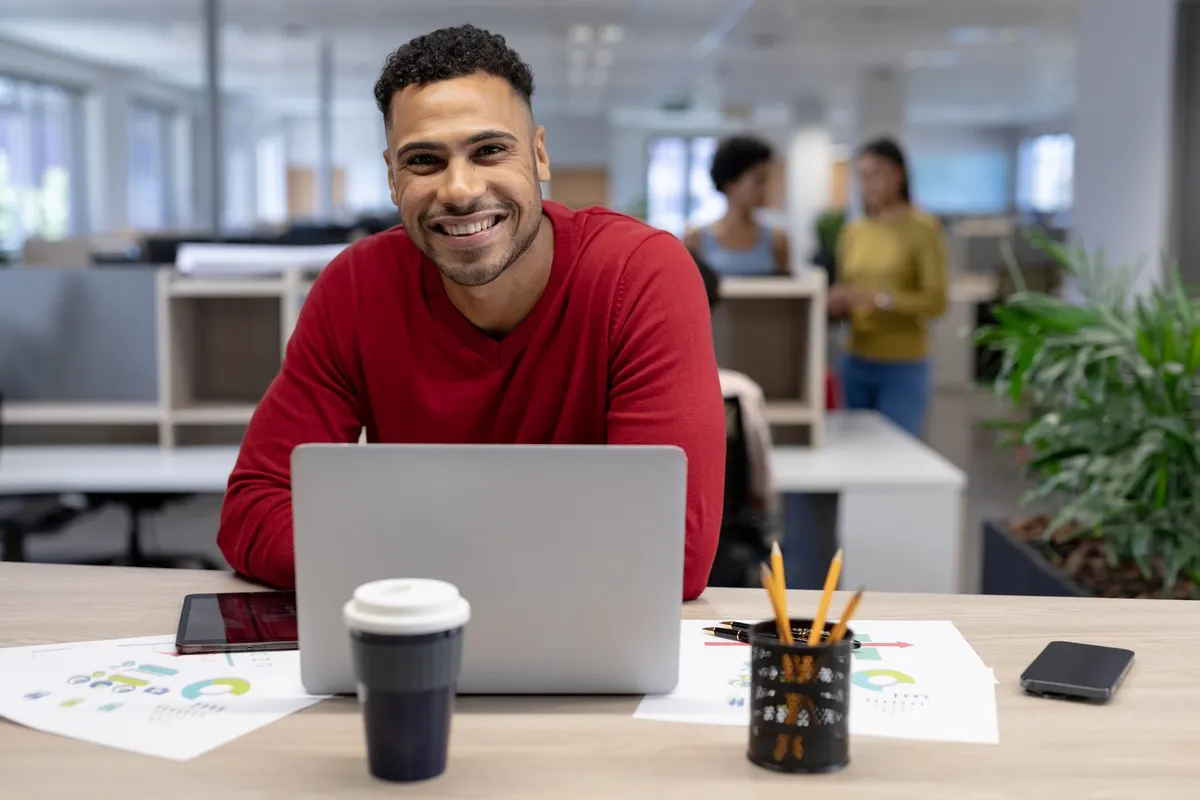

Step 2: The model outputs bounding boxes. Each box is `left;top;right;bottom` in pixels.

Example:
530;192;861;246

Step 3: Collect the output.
4;266;827;449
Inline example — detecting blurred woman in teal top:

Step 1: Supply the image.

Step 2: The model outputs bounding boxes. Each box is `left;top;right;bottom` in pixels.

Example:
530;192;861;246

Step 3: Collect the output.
684;136;790;276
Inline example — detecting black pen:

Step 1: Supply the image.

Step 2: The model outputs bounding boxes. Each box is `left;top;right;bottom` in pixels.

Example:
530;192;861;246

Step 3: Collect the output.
703;626;755;644
718;621;861;649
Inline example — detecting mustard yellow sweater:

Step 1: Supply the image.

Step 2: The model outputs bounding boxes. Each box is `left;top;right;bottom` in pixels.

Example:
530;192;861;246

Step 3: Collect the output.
836;209;949;362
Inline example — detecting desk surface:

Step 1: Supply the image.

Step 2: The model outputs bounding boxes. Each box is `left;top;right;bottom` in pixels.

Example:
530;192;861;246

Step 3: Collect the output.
0;413;964;495
773;412;965;491
1;563;1196;798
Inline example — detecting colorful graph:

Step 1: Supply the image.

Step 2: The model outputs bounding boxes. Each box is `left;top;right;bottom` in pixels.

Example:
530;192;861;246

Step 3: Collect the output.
729;662;752;689
852;669;916;692
851;633;883;662
66;662;180;694
180;678;251;700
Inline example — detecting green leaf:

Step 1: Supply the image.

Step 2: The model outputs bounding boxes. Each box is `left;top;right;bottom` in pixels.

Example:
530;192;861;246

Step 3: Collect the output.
982;237;1200;598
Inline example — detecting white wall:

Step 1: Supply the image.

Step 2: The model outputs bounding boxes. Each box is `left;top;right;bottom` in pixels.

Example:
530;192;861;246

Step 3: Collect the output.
0;35;201;234
787;125;833;268
1073;0;1177;293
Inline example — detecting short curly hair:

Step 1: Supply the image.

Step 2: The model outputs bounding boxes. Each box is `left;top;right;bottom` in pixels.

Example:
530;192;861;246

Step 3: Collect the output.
709;136;774;194
373;25;535;127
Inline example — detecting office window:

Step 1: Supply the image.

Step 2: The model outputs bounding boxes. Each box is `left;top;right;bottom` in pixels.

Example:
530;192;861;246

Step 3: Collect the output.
0;76;80;253
1016;133;1074;213
127;102;175;231
646;135;726;237
909;149;1011;215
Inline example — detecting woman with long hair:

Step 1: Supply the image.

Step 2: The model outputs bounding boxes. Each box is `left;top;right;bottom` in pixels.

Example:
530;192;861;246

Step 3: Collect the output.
829;137;948;438
684;136;789;276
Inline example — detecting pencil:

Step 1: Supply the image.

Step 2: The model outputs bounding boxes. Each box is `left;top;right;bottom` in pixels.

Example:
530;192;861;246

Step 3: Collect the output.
760;563;794;645
770;540;787;595
808;548;844;646
827;587;864;644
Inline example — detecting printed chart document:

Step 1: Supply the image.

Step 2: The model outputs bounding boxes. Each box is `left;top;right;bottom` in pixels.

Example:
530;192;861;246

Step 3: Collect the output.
0;635;326;761
635;620;999;745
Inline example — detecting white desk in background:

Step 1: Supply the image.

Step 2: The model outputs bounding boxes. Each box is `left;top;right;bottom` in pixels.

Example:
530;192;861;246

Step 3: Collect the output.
0;446;235;495
0;413;965;593
772;412;967;594
0;447;234;566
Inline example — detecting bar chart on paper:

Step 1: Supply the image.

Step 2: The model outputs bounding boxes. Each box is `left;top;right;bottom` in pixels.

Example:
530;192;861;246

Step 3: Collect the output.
634;621;1000;744
0;635;325;760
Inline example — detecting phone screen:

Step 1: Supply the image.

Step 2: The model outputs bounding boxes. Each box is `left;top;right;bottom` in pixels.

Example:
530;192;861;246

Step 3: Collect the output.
176;592;298;653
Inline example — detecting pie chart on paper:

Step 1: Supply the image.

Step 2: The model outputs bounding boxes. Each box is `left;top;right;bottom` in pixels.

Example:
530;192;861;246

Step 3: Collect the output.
180;678;251;700
852;670;915;692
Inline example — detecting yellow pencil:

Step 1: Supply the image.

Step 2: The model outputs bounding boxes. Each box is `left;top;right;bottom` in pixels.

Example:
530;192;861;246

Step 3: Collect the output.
770;540;787;595
828;587;865;644
808;548;844;646
760;563;794;646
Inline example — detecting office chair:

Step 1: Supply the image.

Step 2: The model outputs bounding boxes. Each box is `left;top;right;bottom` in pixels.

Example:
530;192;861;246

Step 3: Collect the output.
0;392;92;562
80;491;222;570
0;393;219;569
707;396;771;588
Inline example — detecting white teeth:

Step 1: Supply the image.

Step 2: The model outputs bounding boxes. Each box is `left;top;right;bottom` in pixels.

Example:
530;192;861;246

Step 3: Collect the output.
443;217;497;236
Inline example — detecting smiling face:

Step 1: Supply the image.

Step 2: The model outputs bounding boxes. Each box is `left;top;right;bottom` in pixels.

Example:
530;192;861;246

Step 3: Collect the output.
382;72;552;288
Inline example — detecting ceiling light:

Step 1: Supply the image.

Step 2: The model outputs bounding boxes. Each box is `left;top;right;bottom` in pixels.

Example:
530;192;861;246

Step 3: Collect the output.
599;24;624;45
568;24;593;45
569;48;589;68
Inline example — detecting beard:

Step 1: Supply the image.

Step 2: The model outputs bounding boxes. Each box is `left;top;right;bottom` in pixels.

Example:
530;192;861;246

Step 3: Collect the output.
433;209;542;288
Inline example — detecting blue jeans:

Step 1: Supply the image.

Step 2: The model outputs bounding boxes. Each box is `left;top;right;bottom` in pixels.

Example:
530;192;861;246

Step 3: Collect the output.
839;354;931;438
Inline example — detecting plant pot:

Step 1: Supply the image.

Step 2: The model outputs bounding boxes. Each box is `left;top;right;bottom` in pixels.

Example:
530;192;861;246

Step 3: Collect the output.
981;519;1090;598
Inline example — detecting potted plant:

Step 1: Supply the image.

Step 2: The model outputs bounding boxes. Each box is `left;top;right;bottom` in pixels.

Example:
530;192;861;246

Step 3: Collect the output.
811;209;845;281
976;236;1200;600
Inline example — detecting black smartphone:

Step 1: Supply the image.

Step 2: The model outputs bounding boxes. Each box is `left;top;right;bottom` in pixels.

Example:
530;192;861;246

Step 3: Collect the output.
1020;640;1135;702
175;591;299;654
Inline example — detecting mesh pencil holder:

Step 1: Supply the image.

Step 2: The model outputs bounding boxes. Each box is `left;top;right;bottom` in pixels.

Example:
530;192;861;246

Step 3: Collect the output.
747;618;852;774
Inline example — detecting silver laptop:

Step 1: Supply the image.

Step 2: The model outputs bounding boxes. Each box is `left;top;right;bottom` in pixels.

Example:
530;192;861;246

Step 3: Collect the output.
291;444;687;696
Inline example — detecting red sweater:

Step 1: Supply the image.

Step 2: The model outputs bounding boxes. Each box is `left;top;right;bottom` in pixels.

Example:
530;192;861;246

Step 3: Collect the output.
217;201;726;600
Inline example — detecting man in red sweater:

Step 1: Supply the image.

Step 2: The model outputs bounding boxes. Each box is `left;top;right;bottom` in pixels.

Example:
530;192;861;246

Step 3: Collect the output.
217;25;726;600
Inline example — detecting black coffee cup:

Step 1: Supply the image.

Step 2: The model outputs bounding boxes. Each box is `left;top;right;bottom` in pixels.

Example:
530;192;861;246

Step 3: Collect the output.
747;618;852;774
343;579;471;783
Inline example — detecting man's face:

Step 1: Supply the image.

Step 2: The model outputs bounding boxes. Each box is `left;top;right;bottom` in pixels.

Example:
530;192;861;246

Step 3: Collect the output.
383;73;551;288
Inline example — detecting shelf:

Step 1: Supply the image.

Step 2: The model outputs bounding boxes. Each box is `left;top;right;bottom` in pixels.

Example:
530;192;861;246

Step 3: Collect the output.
720;271;825;300
764;402;817;425
171;404;257;425
1;402;162;425
167;277;287;298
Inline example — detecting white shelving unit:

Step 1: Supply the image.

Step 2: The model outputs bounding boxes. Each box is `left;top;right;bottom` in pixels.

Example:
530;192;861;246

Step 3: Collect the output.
4;265;827;448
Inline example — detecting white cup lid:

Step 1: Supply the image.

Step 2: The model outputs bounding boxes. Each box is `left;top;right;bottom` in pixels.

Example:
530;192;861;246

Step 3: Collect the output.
343;579;471;637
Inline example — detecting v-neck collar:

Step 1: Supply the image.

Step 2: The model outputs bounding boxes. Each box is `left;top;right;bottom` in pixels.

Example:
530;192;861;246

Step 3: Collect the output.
421;202;576;367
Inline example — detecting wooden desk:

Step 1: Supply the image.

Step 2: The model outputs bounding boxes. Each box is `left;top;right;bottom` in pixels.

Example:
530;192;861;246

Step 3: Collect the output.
2;563;1198;798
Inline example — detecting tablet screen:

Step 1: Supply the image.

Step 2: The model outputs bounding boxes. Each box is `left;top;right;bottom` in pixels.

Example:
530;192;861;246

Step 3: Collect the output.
176;591;298;651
